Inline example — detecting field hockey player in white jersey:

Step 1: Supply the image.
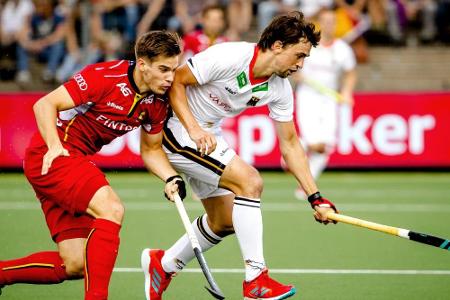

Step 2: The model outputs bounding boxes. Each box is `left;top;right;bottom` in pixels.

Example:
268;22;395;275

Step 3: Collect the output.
141;11;339;300
294;8;357;201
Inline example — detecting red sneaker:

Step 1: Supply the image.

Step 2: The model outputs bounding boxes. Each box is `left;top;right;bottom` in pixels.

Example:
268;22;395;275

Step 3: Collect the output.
141;249;174;300
243;269;296;300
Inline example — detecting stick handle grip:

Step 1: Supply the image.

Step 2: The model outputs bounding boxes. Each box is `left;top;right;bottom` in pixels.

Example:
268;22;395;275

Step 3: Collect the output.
327;212;401;236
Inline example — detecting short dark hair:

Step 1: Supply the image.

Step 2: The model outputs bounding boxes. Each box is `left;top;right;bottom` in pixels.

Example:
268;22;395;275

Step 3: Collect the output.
135;31;181;61
257;11;320;51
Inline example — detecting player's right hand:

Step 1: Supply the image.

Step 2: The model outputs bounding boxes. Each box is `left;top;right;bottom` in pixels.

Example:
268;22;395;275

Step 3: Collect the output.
164;175;186;202
41;145;70;175
189;127;217;156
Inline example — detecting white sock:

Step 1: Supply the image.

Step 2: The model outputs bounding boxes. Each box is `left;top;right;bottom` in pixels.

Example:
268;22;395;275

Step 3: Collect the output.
308;152;329;180
233;196;266;281
161;214;222;273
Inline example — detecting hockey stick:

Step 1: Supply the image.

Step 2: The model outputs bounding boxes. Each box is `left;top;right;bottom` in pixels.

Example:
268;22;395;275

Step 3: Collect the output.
173;193;225;299
327;212;450;251
303;78;346;104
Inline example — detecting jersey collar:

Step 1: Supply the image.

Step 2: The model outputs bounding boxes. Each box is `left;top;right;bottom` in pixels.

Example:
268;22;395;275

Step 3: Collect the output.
127;61;141;94
249;45;270;85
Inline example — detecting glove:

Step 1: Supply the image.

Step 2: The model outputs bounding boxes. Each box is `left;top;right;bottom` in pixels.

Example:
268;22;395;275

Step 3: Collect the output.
308;191;338;224
165;175;186;201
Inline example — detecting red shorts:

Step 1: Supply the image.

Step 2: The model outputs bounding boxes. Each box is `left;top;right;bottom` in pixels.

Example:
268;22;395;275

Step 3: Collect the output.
24;145;109;243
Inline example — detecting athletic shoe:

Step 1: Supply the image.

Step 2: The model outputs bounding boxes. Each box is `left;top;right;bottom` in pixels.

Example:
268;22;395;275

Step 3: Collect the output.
243;269;296;300
294;187;306;201
141;248;174;300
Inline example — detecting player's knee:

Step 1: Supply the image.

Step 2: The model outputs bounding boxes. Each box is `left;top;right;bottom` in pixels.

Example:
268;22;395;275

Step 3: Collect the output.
240;169;263;197
62;256;84;279
108;200;125;224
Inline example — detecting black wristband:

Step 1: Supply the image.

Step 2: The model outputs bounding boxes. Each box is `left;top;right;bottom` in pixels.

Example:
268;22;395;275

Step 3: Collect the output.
166;175;182;183
307;191;322;203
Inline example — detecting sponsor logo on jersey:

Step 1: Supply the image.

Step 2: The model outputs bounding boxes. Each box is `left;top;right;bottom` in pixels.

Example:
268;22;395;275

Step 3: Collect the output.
225;86;237;95
96;115;139;131
107;101;124;111
209;93;232;112
237;71;248;88
117;82;132;97
141;95;155;104
252;82;268;92
74;73;88;90
246;96;260;107
220;147;229;156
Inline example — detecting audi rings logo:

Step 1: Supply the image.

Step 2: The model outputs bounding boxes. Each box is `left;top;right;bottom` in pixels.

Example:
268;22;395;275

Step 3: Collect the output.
74;73;88;91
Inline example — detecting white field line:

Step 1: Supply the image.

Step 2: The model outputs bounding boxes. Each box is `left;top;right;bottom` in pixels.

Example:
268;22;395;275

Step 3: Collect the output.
1;202;450;212
114;267;450;275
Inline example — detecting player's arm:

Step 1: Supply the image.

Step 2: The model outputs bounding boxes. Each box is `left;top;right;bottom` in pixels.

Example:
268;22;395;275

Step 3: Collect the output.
339;68;357;106
169;64;216;156
140;129;186;201
33;85;76;175
274;120;338;223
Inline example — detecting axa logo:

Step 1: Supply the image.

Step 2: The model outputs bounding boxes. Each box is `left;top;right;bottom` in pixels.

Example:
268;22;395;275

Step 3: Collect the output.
74;73;87;90
107;101;124;111
246;96;260;107
117;82;132;97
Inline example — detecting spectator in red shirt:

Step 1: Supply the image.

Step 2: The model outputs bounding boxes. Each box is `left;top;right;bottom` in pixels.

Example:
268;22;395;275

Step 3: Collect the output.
182;4;228;62
0;31;185;300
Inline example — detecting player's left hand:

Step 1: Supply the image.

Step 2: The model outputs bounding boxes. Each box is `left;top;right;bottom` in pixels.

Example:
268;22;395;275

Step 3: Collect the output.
164;175;186;202
308;192;338;225
41;145;70;175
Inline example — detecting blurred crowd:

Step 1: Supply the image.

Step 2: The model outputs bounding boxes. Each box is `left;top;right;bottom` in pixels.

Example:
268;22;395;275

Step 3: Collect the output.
0;0;449;86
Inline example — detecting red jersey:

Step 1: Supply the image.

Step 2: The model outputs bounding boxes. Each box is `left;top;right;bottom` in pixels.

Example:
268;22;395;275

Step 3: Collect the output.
183;30;228;59
30;60;169;155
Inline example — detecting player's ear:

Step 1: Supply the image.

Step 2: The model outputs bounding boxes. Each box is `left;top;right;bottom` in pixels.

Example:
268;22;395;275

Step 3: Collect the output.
136;57;146;72
271;40;283;52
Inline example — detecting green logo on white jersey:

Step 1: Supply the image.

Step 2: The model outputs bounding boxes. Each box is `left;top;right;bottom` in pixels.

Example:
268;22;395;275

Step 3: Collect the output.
237;72;248;88
252;82;268;92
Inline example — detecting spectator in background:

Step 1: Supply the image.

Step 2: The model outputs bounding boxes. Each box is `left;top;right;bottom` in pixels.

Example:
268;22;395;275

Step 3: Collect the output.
92;0;140;45
182;4;228;61
224;0;253;40
436;0;450;43
0;0;34;80
136;0;176;37
16;0;66;84
137;0;211;36
334;0;376;63
56;0;124;82
386;0;438;45
257;0;334;34
293;8;357;200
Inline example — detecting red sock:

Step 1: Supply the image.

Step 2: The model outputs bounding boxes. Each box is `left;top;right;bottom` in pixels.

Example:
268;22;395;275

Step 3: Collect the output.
0;251;68;285
84;218;121;300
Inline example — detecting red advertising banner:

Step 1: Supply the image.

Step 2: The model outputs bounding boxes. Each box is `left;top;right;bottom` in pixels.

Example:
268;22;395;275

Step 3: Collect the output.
1;92;449;169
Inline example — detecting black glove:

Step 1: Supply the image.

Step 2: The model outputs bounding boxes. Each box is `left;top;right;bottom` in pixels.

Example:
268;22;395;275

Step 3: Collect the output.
165;175;186;201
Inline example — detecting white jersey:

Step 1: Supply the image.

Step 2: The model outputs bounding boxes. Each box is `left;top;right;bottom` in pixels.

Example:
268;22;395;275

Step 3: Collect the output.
181;42;294;132
296;39;356;146
300;39;356;91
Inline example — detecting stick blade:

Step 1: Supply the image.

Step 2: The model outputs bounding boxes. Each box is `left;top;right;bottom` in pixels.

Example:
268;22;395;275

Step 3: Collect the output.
205;286;225;299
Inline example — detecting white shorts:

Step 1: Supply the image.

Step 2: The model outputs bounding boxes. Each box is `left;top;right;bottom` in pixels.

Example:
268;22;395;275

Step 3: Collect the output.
296;86;338;147
163;117;236;199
